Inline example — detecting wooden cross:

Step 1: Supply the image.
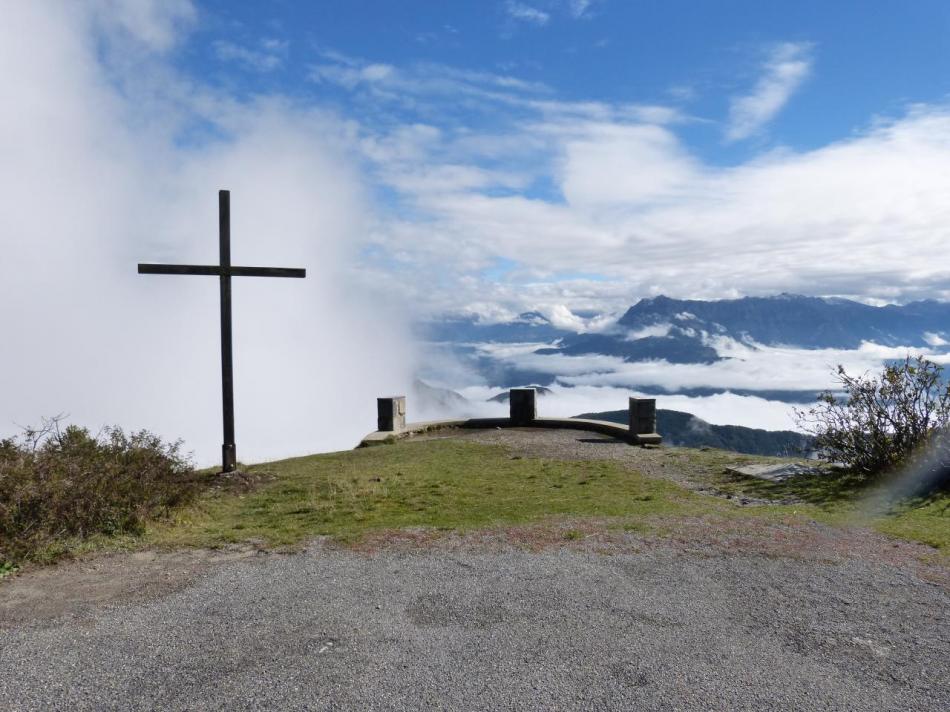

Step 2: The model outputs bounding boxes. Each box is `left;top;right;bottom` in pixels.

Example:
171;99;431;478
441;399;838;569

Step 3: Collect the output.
138;190;306;473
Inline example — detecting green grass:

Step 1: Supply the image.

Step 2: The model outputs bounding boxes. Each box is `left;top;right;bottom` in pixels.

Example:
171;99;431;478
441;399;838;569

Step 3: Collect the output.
9;439;948;563
138;439;950;554
147;440;721;549
670;448;950;550
0;560;18;579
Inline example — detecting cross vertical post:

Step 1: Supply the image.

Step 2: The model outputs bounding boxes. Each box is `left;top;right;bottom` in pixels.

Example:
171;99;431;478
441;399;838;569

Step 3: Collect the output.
219;190;236;472
138;189;306;474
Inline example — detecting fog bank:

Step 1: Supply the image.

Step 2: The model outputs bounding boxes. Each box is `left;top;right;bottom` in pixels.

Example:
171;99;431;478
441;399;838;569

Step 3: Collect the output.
0;2;414;465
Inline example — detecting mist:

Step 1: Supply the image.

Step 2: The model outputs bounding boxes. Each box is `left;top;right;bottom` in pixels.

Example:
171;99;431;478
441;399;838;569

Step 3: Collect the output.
0;3;414;465
449;385;800;432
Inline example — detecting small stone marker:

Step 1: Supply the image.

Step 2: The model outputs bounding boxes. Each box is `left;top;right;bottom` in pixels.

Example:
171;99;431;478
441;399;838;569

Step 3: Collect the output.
629;397;657;435
377;396;406;432
509;388;537;425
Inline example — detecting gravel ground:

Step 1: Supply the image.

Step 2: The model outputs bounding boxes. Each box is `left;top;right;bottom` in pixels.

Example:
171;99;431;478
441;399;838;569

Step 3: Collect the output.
2;429;948;711
1;541;948;711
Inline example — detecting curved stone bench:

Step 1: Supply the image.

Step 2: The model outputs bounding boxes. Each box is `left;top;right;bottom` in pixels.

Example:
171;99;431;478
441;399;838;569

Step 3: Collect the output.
359;416;662;447
360;388;663;447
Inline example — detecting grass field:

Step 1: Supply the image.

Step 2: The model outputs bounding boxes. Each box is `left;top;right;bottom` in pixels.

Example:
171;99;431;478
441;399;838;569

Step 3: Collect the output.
7;438;948;568
139;439;949;554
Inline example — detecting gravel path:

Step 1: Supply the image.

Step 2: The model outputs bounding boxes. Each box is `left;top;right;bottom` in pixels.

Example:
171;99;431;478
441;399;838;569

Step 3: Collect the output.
2;429;948;711
2;541;948;711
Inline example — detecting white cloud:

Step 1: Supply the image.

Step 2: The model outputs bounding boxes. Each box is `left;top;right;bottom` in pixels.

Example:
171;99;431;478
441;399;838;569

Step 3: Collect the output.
89;0;196;51
568;0;594;18
454;384;801;431
727;42;812;141
213;39;288;72
360;95;950;318
310;61;396;89
626;323;673;340
506;2;551;25
484;337;950;395
558;123;701;206
309;52;549;106
0;1;414;464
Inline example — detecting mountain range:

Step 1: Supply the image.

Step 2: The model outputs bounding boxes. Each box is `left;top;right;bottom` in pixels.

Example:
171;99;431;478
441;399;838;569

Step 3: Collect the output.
422;294;950;353
418;294;950;395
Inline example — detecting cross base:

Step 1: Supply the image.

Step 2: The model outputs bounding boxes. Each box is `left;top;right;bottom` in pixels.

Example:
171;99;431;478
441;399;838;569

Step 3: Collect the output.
222;443;237;473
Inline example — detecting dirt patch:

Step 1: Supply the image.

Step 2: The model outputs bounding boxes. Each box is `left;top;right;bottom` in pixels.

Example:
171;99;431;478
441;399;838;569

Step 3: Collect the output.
343;514;950;589
3;514;947;630
0;545;267;629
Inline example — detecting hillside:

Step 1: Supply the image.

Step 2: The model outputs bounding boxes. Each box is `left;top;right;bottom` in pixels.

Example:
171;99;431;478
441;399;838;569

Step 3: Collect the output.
576;408;815;457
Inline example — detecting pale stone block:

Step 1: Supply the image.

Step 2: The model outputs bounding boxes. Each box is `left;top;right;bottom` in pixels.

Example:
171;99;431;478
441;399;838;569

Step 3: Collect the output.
377;396;406;432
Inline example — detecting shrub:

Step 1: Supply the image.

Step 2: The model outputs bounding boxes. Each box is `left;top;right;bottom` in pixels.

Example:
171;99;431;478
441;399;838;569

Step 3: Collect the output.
796;356;950;482
0;417;198;565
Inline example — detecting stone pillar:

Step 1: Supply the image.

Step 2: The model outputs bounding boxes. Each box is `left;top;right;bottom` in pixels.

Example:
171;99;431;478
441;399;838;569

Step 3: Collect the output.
629;397;656;435
377;396;406;432
510;388;537;425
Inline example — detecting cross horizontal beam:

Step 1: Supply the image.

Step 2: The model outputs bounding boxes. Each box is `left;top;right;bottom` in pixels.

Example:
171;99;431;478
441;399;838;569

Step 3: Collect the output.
138;264;306;278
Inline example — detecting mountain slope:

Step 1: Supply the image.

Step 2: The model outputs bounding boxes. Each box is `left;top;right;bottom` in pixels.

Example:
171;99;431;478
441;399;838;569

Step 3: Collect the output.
576;408;814;457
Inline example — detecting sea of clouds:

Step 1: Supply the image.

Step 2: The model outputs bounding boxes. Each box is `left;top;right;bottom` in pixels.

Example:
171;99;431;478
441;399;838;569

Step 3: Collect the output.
418;334;950;432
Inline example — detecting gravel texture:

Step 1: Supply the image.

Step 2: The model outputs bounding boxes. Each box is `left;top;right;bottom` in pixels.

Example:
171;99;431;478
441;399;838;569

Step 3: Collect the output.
2;539;948;711
2;428;948;711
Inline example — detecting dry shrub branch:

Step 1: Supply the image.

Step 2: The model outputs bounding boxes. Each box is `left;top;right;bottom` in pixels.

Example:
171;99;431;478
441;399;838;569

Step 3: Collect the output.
0;417;198;565
797;356;950;487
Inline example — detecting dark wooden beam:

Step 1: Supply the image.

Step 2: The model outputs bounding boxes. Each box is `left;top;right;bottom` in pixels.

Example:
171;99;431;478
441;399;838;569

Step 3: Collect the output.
230;266;306;278
138;264;306;278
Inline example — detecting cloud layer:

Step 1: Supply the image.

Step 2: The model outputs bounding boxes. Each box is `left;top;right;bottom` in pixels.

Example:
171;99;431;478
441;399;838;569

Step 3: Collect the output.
325;47;950;319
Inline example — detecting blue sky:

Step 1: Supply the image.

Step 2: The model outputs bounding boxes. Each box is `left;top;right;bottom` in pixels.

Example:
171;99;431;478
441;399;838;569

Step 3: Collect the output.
13;1;950;326
4;1;950;453
185;0;950;161
129;0;950;324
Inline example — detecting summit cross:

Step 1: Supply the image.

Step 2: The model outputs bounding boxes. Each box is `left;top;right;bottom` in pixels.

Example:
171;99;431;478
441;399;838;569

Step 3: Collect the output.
138;190;306;473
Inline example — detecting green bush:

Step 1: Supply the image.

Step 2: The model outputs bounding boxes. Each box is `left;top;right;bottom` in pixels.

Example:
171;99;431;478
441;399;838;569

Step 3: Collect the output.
0;417;197;565
796;357;950;485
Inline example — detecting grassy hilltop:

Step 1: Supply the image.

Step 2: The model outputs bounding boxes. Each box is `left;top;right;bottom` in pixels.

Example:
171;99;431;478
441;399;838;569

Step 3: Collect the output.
2;429;947;571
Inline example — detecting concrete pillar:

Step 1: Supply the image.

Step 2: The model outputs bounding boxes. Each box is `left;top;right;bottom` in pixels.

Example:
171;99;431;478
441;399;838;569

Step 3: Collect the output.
377;396;406;432
510;388;537;425
629;397;656;435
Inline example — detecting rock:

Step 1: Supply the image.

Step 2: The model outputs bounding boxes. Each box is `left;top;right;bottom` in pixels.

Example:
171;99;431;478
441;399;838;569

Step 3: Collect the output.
725;463;824;482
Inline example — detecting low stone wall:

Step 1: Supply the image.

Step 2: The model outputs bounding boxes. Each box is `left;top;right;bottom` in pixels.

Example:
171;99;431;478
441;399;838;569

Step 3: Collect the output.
359;389;662;447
